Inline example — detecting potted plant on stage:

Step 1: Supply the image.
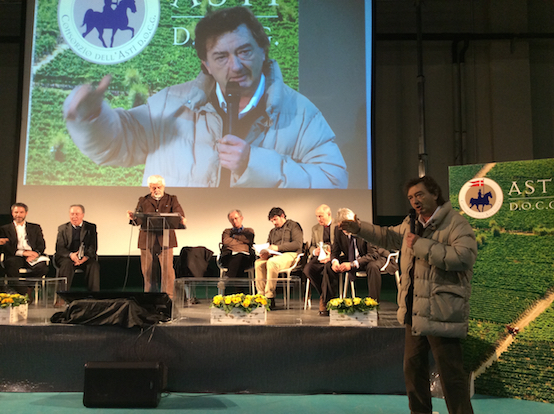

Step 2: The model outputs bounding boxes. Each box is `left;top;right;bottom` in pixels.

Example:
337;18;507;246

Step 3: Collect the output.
327;297;379;327
211;293;270;325
0;293;29;324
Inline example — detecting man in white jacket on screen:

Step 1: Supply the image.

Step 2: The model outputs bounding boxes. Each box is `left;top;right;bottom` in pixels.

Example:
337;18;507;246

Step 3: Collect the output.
64;7;348;189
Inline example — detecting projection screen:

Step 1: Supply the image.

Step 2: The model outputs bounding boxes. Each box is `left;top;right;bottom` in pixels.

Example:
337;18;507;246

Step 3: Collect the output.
16;0;374;255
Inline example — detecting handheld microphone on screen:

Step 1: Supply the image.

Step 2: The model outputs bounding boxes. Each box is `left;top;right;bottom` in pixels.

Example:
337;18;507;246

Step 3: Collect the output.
409;208;416;234
225;81;241;136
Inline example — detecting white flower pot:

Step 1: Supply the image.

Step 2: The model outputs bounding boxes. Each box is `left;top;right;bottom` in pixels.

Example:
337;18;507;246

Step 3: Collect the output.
329;309;378;327
0;303;28;324
211;306;267;325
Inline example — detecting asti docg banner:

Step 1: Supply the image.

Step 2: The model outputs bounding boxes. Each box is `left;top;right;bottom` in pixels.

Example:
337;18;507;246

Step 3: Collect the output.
25;0;298;186
449;158;554;231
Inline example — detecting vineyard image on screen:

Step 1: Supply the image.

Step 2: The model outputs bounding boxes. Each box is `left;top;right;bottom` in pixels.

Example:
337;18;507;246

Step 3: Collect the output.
23;0;352;188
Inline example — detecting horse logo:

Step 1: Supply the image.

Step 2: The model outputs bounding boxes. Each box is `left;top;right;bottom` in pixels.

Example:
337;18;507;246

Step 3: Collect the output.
458;178;504;219
58;0;159;65
82;0;137;48
469;189;493;212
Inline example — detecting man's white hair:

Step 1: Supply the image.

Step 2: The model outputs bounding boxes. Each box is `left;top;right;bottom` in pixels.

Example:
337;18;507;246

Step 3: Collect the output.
335;207;355;223
147;175;165;186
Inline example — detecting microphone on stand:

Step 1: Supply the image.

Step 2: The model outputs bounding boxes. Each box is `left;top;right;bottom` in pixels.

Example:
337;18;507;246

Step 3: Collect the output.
409;208;416;234
225;81;241;135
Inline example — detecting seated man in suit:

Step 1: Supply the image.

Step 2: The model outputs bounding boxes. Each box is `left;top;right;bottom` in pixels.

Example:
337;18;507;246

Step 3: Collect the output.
255;207;303;309
303;204;336;316
54;204;100;291
325;208;397;312
0;203;49;295
221;209;255;278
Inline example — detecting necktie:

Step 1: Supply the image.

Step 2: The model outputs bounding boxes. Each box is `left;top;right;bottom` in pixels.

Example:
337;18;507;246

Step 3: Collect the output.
323;225;330;243
348;236;356;282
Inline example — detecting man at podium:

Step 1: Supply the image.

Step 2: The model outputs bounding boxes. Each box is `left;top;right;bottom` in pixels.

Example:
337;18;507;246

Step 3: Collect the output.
127;175;186;298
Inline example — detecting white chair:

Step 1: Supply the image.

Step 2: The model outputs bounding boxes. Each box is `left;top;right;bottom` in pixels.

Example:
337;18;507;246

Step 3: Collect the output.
343;251;400;299
51;257;85;305
1;252;51;304
215;252;255;295
303;266;344;310
275;253;303;309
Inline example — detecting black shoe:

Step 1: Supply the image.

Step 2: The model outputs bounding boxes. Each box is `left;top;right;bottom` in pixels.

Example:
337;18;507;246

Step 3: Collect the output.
187;297;200;305
318;310;329;317
269;297;276;310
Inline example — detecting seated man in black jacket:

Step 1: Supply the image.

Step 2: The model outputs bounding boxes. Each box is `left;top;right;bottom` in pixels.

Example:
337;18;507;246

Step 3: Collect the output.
324;208;397;309
0;202;49;295
255;207;303;309
54;204;100;291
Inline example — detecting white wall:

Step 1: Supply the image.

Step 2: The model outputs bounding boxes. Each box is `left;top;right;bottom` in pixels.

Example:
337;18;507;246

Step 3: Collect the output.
17;185;373;256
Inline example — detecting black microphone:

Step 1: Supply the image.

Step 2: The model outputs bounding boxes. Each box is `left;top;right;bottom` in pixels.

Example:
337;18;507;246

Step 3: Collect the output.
225;81;241;135
409;208;416;234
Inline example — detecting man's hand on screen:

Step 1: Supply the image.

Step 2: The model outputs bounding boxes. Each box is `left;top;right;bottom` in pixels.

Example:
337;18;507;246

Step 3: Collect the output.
66;74;112;121
218;135;251;176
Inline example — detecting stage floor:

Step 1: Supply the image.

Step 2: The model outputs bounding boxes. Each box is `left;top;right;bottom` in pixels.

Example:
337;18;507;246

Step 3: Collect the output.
172;299;401;327
14;299;401;327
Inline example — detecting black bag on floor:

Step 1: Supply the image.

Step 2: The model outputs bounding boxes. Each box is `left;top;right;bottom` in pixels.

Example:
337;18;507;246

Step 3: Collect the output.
50;298;169;328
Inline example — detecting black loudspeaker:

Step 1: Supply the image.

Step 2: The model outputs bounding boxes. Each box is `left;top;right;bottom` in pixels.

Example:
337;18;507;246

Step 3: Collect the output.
83;361;167;408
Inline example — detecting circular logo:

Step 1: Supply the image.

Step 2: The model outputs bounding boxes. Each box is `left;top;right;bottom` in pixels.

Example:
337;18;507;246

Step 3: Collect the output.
58;0;159;65
458;177;504;219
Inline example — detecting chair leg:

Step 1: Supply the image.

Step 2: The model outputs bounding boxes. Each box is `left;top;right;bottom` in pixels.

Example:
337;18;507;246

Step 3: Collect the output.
218;269;226;296
350;281;356;298
247;268;255;295
53;280;58;305
304;280;311;310
342;274;348;298
34;280;39;304
285;273;290;309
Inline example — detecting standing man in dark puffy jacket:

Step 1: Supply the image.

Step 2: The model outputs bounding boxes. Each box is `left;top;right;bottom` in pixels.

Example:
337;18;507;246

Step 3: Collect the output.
341;176;477;414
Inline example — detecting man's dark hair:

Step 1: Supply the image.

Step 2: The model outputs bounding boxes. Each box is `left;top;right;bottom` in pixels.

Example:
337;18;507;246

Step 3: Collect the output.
11;202;28;212
195;6;270;70
405;176;446;206
268;207;286;220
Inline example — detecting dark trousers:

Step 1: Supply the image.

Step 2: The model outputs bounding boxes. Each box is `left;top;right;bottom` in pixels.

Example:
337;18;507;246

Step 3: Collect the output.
303;257;325;295
221;253;255;278
364;258;386;303
3;256;49;295
404;325;474;414
55;256;100;291
303;258;340;305
303;256;332;303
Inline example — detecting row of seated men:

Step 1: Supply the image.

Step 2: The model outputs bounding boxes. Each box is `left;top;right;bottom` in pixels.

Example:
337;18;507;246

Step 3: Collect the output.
0;203;99;303
0;177;398;313
223;205;398;314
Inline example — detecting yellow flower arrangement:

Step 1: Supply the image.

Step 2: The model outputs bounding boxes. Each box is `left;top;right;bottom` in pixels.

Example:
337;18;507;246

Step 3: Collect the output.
212;293;270;314
0;293;29;308
326;296;379;314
